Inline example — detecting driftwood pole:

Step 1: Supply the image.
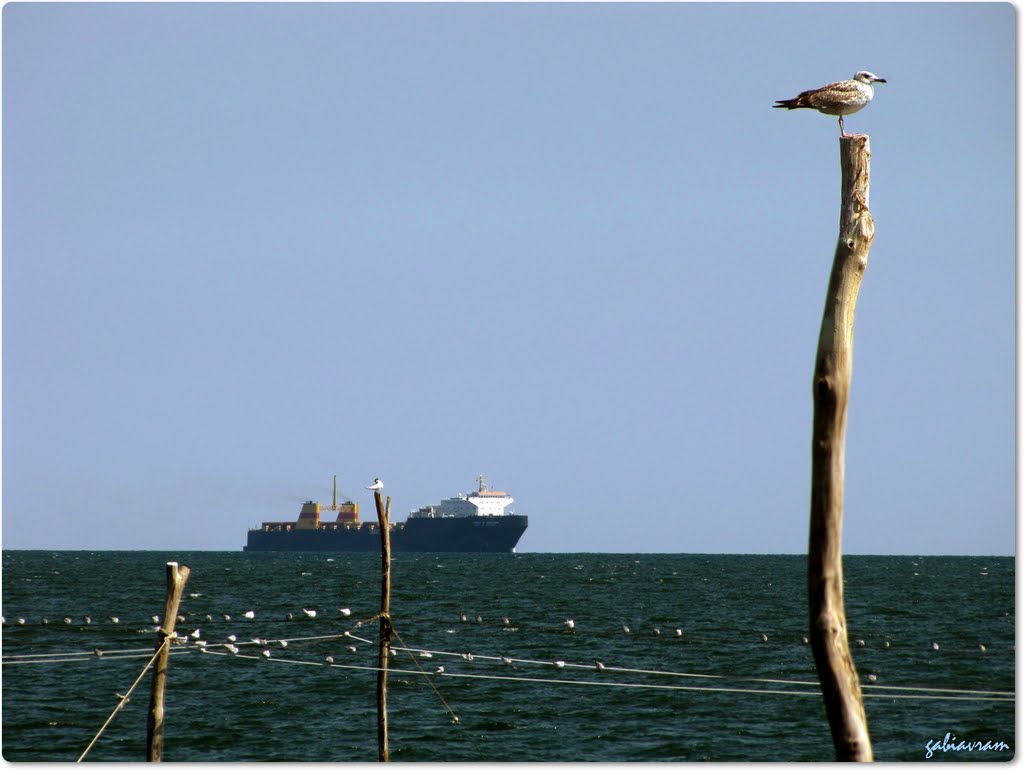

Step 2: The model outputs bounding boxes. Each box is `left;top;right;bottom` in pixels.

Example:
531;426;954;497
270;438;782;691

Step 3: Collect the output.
146;561;190;762
807;134;875;762
374;491;393;762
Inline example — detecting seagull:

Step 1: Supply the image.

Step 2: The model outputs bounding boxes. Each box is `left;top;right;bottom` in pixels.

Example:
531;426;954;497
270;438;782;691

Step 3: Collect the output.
760;633;769;643
675;629;683;638
501;656;513;665
595;661;606;672
279;640;289;648
302;608;317;618
225;644;240;655
436;666;445;674
622;624;631;634
190;629;201;639
346;645;358;653
553;660;566;669
261;649;271;659
866;673;878;683
366;478;384;491
339;608;352;617
774;71;887;137
325;655;334;664
227;634;237;642
243;610;255;619
564;619;575;630
108;616;119;624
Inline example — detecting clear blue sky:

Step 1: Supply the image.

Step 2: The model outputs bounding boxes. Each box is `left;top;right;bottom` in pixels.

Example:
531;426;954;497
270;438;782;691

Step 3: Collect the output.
2;3;1015;554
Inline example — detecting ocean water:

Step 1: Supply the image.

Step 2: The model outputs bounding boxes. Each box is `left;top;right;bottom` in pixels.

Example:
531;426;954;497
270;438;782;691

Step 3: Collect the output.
1;551;1014;762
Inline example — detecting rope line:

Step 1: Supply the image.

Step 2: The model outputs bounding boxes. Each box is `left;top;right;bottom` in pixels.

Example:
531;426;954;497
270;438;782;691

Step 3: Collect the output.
9;626;1013;704
75;637;169;762
390;626;461;725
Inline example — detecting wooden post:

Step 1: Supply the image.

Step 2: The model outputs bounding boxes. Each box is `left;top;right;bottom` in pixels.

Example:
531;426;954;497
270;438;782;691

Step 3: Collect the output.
374;491;393;762
146;561;190;762
807;134;874;762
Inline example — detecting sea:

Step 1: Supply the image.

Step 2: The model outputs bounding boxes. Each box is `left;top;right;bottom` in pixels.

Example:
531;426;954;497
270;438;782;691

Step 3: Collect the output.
0;551;1014;763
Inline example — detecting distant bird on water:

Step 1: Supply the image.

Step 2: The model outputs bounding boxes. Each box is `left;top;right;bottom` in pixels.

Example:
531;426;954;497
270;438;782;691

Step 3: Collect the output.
366;478;384;491
774;71;887;136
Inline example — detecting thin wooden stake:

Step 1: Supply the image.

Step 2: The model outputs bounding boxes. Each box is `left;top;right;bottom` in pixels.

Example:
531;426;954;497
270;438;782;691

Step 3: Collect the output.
146;561;190;762
808;134;874;761
374;491;393;762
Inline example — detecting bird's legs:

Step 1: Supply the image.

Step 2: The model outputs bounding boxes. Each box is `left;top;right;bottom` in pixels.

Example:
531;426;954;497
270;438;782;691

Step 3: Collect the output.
839;115;848;137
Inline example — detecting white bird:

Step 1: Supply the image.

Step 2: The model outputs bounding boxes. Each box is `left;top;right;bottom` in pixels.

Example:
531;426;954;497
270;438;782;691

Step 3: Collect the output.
675;629;683;637
227;634;237;642
302;608;317;618
595;661;606;672
883;639;891;649
475;613;483;624
63;617;72;625
366;478;384;491
346;645;358;653
622;624;631;634
205;614;214;622
151;615;159;624
867;673;878;683
855;639;866;647
553;660;566;669
760;633;769;643
652;628;661;636
222;614;231;621
17;618;26;626
500;616;511;626
279;640;289;648
325;656;334;664
84;616;92;625
564;619;575;630
460;612;468;623
339;608;352;617
501;656;513;665
979;644;987;652
243;610;255;619
931;642;940;651
774;71;887;137
190;629;201;639
261;650;271;659
108;616;119;624
436;666;445;674
420;652;433;659
225;644;239;655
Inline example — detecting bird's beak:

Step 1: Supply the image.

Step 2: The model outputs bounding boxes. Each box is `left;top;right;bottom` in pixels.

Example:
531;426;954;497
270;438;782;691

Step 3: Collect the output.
874;77;887;83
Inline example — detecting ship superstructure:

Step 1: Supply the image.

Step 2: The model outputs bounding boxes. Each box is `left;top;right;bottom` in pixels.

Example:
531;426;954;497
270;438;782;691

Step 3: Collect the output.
409;475;514;519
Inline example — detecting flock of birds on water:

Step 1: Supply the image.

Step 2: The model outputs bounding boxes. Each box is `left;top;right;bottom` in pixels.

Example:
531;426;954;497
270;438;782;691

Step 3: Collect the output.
3;602;997;672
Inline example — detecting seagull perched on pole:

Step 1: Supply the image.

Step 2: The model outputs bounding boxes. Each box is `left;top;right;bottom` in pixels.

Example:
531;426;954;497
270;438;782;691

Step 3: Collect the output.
774;71;887;137
366;478;383;491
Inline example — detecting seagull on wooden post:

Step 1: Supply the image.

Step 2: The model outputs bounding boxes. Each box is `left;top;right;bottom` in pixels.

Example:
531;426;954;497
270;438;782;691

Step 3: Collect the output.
774;71;887;137
366;478;384;492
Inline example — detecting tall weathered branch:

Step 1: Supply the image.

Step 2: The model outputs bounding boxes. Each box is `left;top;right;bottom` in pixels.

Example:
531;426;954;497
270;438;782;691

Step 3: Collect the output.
147;561;190;762
808;134;874;761
374;491;392;762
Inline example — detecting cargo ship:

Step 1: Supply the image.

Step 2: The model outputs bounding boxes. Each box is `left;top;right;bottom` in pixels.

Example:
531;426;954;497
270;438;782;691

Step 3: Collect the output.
244;476;527;553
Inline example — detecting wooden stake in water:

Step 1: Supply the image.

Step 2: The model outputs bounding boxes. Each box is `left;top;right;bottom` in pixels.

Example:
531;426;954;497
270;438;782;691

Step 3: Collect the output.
807;134;874;761
147;561;190;762
374;491;393;762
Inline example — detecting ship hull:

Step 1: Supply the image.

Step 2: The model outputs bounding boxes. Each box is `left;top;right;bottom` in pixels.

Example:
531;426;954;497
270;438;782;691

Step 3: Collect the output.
244;515;527;553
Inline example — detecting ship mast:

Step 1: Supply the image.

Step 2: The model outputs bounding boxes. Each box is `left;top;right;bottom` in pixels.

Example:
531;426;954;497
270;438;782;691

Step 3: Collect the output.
477;474;487;493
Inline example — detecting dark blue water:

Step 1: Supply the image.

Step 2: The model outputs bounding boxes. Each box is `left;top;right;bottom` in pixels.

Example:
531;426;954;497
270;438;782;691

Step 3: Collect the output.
1;552;1014;762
